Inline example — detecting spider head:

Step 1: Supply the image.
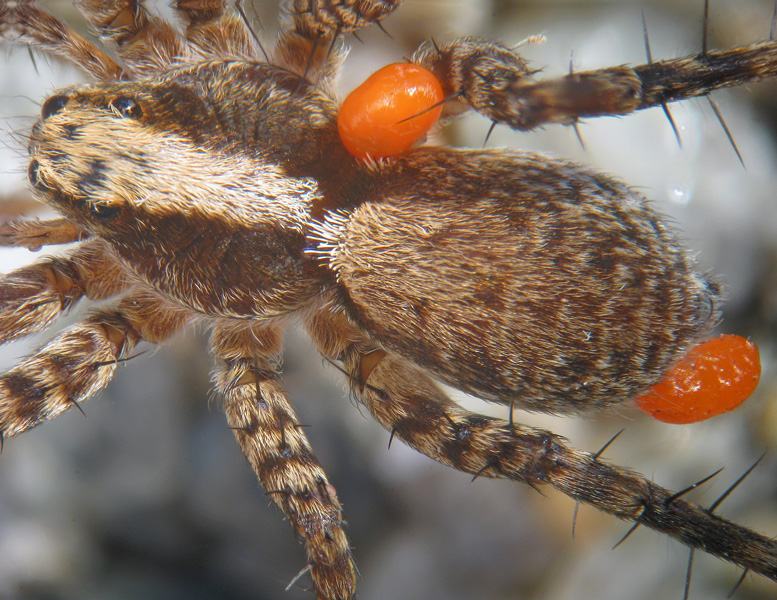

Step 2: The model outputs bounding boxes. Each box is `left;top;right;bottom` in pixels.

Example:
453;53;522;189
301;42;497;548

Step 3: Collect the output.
27;90;142;230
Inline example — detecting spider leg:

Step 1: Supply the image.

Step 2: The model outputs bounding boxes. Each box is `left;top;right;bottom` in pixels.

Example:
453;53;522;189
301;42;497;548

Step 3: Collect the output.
0;0;122;80
305;306;777;583
0;290;191;439
0;239;130;344
274;0;402;86
173;0;264;61
75;0;187;77
0;217;89;250
209;319;355;600
413;36;777;131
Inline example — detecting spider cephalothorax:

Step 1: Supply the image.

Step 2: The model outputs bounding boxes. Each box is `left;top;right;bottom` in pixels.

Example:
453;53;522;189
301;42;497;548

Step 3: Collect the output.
27;60;348;316
1;1;776;599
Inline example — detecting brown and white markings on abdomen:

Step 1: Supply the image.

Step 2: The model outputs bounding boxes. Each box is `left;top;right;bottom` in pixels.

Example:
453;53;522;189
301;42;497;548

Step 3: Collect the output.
0;1;775;600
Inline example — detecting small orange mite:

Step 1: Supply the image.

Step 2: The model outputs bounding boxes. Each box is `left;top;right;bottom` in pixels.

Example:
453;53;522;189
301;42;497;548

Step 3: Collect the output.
338;63;444;159
636;334;761;424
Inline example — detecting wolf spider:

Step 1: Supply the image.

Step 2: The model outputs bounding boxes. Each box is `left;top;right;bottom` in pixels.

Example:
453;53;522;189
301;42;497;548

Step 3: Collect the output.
1;0;776;599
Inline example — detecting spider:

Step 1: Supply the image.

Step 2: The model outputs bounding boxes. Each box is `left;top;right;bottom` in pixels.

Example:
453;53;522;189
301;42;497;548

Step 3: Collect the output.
0;1;772;597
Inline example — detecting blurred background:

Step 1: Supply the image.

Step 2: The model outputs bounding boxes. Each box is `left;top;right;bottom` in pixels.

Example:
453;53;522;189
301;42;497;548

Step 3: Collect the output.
1;1;777;599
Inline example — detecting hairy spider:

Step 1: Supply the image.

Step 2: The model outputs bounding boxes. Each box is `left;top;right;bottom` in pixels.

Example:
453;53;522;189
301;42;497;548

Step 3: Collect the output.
1;1;776;599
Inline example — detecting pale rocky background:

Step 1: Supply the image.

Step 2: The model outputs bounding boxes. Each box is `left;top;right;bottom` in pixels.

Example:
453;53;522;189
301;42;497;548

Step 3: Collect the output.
1;1;776;599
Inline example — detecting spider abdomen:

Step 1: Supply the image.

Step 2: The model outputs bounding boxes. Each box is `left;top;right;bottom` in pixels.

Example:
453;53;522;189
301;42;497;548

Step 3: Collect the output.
320;147;721;414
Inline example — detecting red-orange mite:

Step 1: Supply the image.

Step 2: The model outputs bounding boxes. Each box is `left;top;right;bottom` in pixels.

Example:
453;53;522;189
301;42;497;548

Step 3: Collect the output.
637;334;761;424
338;63;444;159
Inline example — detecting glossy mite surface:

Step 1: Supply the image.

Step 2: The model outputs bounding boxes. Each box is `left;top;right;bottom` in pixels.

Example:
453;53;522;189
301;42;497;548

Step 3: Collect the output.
636;334;761;424
338;63;444;159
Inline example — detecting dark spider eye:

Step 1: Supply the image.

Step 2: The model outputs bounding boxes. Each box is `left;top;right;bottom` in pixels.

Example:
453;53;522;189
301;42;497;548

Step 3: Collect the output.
27;160;43;188
89;203;121;221
41;94;69;120
109;96;143;119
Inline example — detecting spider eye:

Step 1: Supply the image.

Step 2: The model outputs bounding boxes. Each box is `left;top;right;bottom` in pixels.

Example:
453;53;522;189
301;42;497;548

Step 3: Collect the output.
109;96;143;119
89;202;121;221
41;94;69;120
338;63;444;160
27;160;44;188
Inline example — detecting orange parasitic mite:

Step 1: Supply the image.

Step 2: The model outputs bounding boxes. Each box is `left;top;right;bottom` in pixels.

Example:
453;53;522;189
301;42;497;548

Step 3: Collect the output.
337;62;444;159
636;334;761;424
